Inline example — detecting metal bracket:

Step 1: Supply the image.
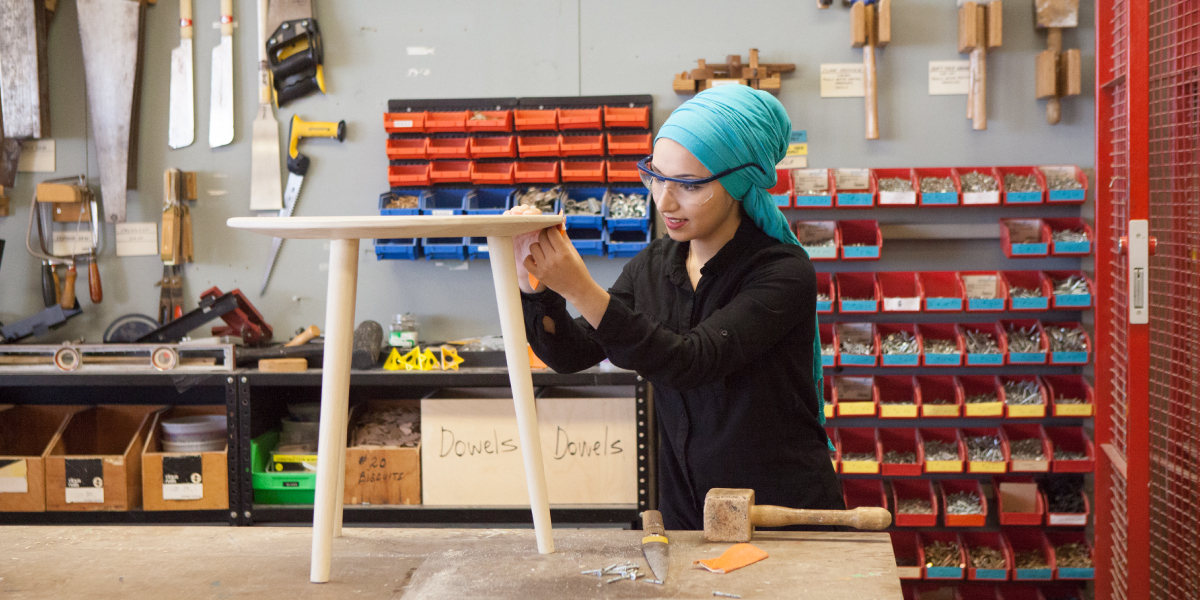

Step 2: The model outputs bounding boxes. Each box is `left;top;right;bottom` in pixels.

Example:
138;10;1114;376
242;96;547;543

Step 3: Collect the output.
1128;219;1149;324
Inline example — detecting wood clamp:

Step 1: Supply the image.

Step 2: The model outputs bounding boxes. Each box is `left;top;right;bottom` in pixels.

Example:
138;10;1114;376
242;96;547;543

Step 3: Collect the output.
159;168;198;324
959;0;1003;130
850;0;891;140
672;49;795;94
1034;0;1081;125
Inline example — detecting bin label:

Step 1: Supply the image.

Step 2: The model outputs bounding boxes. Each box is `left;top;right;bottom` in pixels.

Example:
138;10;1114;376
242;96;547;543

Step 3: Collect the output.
64;458;104;504
0;459;28;493
163;455;204;501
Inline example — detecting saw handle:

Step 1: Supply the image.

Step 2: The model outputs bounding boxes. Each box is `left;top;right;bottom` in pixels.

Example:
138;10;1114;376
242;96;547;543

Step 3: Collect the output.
88;255;103;303
41;262;57;307
750;505;892;531
180;0;192;39
60;262;77;310
286;325;321;347
642;510;665;536
219;0;233;36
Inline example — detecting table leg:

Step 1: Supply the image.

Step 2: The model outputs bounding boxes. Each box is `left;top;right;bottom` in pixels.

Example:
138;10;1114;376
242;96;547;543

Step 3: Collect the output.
311;238;359;583
486;235;555;554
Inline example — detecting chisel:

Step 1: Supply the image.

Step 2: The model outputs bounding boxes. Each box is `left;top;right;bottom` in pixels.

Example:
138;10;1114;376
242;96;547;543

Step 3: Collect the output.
641;510;669;582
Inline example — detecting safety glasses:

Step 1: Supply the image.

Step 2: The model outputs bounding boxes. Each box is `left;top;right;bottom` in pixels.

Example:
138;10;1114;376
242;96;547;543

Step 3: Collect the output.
636;156;766;207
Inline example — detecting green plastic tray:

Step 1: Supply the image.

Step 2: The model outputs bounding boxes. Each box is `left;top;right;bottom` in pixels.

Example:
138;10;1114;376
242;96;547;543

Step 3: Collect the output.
251;430;316;504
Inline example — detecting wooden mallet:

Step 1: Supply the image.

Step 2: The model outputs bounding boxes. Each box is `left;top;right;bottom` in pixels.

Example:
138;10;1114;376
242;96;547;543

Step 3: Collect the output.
703;488;892;543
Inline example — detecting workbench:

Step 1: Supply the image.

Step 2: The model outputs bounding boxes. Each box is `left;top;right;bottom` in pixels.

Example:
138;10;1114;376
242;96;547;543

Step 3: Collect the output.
0;526;903;599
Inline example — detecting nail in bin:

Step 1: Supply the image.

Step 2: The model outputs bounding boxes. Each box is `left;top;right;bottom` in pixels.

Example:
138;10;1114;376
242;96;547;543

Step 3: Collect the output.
1005;530;1056;581
890;531;924;580
918;375;964;418
388;164;432;187
834;168;875;208
962;531;1014;581
879;323;922;367
767;169;793;208
919;531;967;579
1000;219;1050;257
468;136;517;158
427;136;470;159
955;167;1002;205
375;237;419;260
514;109;557;131
1001;320;1049;365
1039;165;1088;203
959;375;1004;417
1046;532;1094;580
602;105;650;128
464;110;513;132
836;323;878;367
962;426;1009;473
0;405;82;512
556;107;602;130
142;406;229;511
816;272;835;313
607;229;651;258
875;168;918;206
1001;375;1048;418
838;220;882;260
996;166;1047;204
919;427;965;473
879;271;922;313
425;110;469;132
603;188;651;232
915;167;961;206
836;428;880;474
1046;427;1095;473
45;405;163;511
893;479;939;527
1002;424;1052;473
559;133;605;157
1043;322;1090;364
941;479;988;527
1044;479;1090;527
880;427;924;476
843;479;887;514
514;161;561;183
834;375;879;417
1044;270;1094;309
384;111;427;133
878;375;920;417
1001;271;1053;311
606;160;640;182
1044;218;1093;255
791;168;833;208
819;323;837;368
919;324;965;367
563;187;607;229
1044;375;1094;417
826;425;839;471
469;161;517;185
920;271;966;312
386;137;428;160
796;221;838;260
997;477;1045;526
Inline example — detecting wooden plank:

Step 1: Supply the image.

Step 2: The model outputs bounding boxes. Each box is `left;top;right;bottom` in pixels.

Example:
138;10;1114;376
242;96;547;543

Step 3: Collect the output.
987;0;1003;48
226;214;563;240
958;2;979;53
877;0;891;46
1036;49;1059;98
1062;48;1082;96
1034;0;1079;28
0;526;903;600
850;1;866;48
0;0;51;138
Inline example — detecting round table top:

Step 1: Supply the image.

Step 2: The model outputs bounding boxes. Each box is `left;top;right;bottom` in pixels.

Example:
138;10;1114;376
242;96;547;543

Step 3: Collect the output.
227;214;564;239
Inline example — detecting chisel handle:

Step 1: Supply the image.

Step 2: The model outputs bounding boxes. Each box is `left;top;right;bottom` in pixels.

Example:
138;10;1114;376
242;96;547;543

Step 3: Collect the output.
41;262;57;307
180;0;193;39
750;505;892;530
642;510;665;536
219;0;233;36
88;255;103;303
286;325;321;347
60;262;77;310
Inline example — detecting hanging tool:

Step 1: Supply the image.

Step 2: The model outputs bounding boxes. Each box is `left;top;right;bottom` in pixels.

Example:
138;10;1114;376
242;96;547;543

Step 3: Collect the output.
640;510;669;582
850;0;890;140
959;0;1002;130
209;0;235;148
702;488;892;543
138;287;273;345
1034;0;1081;125
250;0;284;211
25;176;100;308
159;168;197;324
0;137;22;188
265;0;325;106
167;0;195;149
259;115;345;294
672;50;794;94
77;0;146;223
0;0;51;139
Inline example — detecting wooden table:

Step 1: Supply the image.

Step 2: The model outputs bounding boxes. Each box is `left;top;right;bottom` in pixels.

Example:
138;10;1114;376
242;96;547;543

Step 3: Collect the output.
227;215;564;582
0;526;904;599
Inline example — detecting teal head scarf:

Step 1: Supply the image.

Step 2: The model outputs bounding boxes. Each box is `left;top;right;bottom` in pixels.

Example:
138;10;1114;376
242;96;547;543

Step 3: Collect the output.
655;85;831;441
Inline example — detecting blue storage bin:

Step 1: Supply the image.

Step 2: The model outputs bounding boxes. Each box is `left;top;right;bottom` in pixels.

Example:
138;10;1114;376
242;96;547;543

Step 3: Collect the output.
379;189;423;216
604;188;652;232
466;188;515;215
607;229;651;258
563;187;608;230
511;187;563;214
821;353;835;367
467;237;491;259
374;238;420;260
422;237;468;260
419;188;470;215
567;227;605;256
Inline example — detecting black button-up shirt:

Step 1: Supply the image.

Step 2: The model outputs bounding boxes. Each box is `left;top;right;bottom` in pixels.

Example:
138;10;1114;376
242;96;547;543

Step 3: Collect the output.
522;216;843;529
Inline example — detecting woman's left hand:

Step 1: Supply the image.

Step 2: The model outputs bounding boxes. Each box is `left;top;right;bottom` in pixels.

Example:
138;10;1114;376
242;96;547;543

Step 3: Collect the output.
524;226;611;328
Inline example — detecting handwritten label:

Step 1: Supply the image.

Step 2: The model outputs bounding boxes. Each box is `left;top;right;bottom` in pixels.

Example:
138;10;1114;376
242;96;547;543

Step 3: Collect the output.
18;139;55;172
884;297;921;312
928;60;971;95
438;427;518;458
116;222;159;257
836;376;874;401
52;231;92;257
792;169;830;193
837;323;874;348
820;64;865;97
835;168;871;191
775;155;808;170
962;275;998;299
1005;219;1043;243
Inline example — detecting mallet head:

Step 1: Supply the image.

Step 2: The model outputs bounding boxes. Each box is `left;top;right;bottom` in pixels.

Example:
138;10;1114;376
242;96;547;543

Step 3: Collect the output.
704;488;756;543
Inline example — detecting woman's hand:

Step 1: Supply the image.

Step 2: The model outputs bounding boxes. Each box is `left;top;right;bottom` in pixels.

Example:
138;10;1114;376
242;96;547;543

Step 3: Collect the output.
506;204;545;294
524;224;611;328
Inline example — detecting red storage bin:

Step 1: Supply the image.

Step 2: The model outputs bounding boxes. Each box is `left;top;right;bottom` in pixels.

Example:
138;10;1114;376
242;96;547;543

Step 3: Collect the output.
468;135;517;158
768;169;794;209
819;322;837;372
914;167;962;206
996;165;1047;205
426;136;470;159
606;160;640;182
919;323;965;368
388;163;431;187
920;427;966;473
890;531;924;580
1002;424;1052;472
959;374;1005;417
940;479;988;527
1044;484;1090;527
878;375;920;418
1044;270;1095;309
384;111;426;133
919;531;967;579
961;271;1009;312
464;110;513;132
603;105;650;128
962;426;1009;473
816;272;835;314
875;167;918;205
961;531;1013;581
831;168;875;208
1000;218;1051;258
919;271;966;312
835;323;879;368
838;219;882;260
469;161;516;185
1044;375;1095;417
514;109;557;131
1046;531;1094;580
843;478;887;510
386;137;428;160
999;374;1048;418
1001;319;1049;367
514;161;560;184
517;135;561;158
1001;271;1053;311
880;427;924;476
918;375;963;418
424;110;469;133
878;323;922;368
1043;217;1094;256
606;132;653;156
893;479;939;527
954;166;1003;205
1039;165;1088;204
559;133;605;156
429;160;472;183
878;271;922;313
1046;427;1096;473
795;220;838;260
1042;321;1091;365
556;107;603;130
560;160;606;183
996;476;1046;526
836;272;880;313
833;374;879;416
958;583;1005;599
1004;530;1056;581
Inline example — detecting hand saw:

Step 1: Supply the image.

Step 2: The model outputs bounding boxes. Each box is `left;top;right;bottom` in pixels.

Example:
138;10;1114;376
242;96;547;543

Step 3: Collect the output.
208;0;234;148
167;0;194;149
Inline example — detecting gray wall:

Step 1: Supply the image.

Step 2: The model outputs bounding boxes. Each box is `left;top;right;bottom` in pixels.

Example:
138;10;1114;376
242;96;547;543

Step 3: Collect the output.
0;0;1093;345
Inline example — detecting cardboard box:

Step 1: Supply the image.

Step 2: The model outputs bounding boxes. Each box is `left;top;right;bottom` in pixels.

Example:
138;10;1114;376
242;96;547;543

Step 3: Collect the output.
344;400;421;506
45;405;162;511
0;405;84;512
142;406;229;511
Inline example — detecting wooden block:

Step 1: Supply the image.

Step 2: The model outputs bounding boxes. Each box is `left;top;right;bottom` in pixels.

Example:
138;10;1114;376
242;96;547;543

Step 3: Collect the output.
36;182;83;203
1036;50;1059;98
258;357;308;372
164;168;182;203
45;405;162;512
958;3;979;53
689;66;715;80
865;3;878;47
877;0;891;46
181;171;198;201
141;406;229;511
52;201;90;222
1062;48;1082;96
161;204;181;264
673;73;697;93
1035;0;1079;28
975;4;987;52
851;1;867;48
987;1;1003;47
758;74;782;92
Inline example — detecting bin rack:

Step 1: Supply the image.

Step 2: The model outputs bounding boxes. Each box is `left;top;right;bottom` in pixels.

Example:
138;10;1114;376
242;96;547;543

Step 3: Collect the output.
836;272;880;313
996;476;1046;526
429;160;472;183
819;323;837;368
878;271;922;313
833;168;874;208
959;375;1005;417
826;425;839;472
561;161;606;183
419;188;469;215
1001;271;1053;311
1046;531;1094;579
1004;530;1056;581
384;111;426;133
833;374;879;416
468;136;517;158
919;531;967;579
567;226;605;257
917;375;964;418
941;479;989;527
386;138;427;160
843;479;888;512
465;188;515;215
962;531;1014;581
914;167;962;206
602;105;650;128
514;109;558;131
816;272;835;313
961;271;1009;312
1043;270;1094;309
996;165;1047;205
463;109;513;133
604;188;652;231
1000;218;1051;258
563;187;608;229
877;374;920;418
962;426;1009;474
919;323;965;367
838;220;882;260
919;271;966;312
954;166;1003;206
467;237;491;260
919;427;966;473
1038;165;1087;203
422;236;468;260
559;133;605;156
1043;375;1094;418
768;168;793;208
426;136;470;159
958;322;1008;367
1044;481;1090;527
606;133;653;156
388;164;432;187
794;220;839;260
880;427;924;476
878;323;922;367
380;189;422;216
1042;321;1091;365
836;427;880;474
517;135;562;158
1045;427;1096;473
607;229;651;258
835;324;879;367
893;479;939;527
424;110;470;133
1043;217;1094;255
875;168;918;206
1000;375;1048;419
374;238;419;260
606;160;641;182
469;161;516;185
1002;423;1052;473
1001;319;1049;365
514;161;561;184
556;107;603;130
890;531;924;580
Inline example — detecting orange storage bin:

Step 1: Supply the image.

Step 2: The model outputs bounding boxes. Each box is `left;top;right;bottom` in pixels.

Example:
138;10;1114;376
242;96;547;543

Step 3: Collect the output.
603;105;650;128
386;138;428;160
429;160;472;183
426;137;470;159
388;164;431;187
514;109;558;131
464;110;513;132
561;161;606;183
468;136;517;158
384;112;426;133
514;161;561;184
425;110;469;133
607;160;641;182
606;132;653;156
560;133;605;156
469;161;516;185
517;135;561;158
557;107;603;129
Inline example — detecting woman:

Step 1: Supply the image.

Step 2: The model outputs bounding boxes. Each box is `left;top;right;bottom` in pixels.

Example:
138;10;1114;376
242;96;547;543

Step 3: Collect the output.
508;85;842;530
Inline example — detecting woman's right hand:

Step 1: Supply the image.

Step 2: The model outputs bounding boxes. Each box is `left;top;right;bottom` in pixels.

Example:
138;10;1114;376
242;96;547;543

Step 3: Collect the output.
505;204;545;294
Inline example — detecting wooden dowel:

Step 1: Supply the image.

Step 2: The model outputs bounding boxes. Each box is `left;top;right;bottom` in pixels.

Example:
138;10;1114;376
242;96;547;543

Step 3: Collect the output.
972;47;987;130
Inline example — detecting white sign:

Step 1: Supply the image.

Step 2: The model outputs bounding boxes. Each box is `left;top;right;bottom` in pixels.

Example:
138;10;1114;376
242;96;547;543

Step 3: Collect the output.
820;64;865;98
0;459;28;494
65;487;104;503
52;231;92;256
775;156;808;170
835;168;871;191
709;79;745;87
163;482;204;501
962;275;998;299
884;297;921;312
116;222;159;257
928;60;971;95
796;221;836;245
18;139;55;172
792;169;830;194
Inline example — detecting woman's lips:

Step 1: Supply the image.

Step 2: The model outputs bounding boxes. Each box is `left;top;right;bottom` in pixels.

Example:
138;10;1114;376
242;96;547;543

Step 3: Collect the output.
663;216;688;230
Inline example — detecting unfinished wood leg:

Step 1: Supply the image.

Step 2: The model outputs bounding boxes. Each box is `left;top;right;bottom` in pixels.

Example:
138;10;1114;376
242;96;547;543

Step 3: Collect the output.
863;45;879;140
310;238;360;583
486;235;555;554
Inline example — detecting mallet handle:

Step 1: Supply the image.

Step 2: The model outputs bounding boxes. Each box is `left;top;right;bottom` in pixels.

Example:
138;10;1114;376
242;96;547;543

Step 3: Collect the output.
750;505;892;530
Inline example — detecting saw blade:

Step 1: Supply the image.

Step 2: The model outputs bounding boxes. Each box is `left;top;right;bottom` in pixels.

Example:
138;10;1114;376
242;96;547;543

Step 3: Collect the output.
208;36;234;147
168;39;194;149
259;171;304;294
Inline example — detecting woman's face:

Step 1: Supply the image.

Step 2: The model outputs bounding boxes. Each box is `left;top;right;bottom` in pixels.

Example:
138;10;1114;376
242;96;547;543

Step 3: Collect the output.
649;138;741;245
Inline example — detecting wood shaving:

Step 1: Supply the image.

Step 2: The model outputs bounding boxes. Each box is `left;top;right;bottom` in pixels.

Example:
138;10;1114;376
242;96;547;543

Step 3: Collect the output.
352;405;421;447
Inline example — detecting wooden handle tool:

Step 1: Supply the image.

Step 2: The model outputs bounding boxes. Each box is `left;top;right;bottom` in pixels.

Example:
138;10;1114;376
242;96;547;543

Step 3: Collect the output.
286;325;321;347
704;487;892;542
59;261;77;310
88;253;102;303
